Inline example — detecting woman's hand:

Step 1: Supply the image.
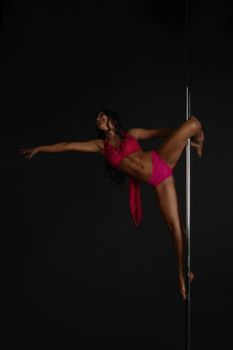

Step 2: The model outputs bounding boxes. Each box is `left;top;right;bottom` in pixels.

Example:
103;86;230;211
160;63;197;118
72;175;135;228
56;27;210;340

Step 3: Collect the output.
19;147;39;160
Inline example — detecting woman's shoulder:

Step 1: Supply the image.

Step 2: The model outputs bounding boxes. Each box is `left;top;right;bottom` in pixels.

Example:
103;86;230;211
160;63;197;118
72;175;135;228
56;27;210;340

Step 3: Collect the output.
123;129;138;140
121;129;132;137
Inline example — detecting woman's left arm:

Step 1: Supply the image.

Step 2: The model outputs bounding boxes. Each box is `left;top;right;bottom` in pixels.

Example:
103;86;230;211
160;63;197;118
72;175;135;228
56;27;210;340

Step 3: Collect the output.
128;127;174;140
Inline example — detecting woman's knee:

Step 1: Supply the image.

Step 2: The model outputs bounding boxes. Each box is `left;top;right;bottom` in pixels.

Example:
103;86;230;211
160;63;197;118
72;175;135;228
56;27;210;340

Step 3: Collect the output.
189;115;202;132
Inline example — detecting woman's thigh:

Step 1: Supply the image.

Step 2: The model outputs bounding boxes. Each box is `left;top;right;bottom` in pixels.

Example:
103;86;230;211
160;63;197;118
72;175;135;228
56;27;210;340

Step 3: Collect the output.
154;176;183;232
157;116;201;169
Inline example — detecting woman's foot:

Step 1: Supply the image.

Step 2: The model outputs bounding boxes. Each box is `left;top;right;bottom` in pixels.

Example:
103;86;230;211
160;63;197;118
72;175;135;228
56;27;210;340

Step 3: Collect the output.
179;271;195;301
191;130;205;158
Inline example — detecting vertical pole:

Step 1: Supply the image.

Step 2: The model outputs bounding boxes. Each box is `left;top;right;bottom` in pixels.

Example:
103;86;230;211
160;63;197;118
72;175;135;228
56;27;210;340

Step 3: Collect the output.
185;83;191;350
185;0;191;350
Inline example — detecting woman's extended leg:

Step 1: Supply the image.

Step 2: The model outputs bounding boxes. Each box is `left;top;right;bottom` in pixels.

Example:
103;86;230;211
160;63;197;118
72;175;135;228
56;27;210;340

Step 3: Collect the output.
153;175;193;300
157;115;203;168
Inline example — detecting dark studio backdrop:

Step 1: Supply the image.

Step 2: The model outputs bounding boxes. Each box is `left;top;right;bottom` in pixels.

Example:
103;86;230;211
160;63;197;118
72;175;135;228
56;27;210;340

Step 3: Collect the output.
1;0;233;347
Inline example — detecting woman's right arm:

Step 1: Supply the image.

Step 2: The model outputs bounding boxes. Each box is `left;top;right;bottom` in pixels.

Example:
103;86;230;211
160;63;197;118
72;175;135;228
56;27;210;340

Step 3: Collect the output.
19;139;104;160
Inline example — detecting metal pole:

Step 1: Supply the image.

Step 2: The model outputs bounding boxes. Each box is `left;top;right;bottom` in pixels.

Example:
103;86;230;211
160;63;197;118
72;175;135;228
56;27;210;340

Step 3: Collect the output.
185;83;191;350
185;0;191;349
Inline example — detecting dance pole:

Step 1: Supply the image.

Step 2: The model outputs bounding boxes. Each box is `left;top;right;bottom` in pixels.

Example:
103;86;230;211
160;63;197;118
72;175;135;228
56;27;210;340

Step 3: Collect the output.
185;0;191;349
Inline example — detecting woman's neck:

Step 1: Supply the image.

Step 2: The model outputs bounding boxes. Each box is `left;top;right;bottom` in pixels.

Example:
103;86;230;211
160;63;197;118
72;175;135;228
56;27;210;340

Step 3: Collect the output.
105;129;122;146
106;129;119;140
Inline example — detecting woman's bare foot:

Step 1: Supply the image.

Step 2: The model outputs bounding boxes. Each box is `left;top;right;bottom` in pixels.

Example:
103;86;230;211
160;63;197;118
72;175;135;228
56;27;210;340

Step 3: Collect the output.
191;130;205;158
179;271;195;301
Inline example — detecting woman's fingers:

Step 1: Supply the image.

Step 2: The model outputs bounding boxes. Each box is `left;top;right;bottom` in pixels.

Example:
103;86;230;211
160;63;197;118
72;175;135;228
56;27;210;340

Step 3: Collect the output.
19;148;31;154
19;148;35;159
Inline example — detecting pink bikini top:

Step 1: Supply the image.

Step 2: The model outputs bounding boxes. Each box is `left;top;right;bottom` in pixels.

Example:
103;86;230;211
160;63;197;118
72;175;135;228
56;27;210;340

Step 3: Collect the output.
103;131;143;226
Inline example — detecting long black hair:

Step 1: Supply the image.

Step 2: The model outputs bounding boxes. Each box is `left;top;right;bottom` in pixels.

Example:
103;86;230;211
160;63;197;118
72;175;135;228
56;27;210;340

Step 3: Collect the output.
95;108;127;186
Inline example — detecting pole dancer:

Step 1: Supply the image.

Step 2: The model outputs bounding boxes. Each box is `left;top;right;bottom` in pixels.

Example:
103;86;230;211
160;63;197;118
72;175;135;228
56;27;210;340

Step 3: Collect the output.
19;108;204;300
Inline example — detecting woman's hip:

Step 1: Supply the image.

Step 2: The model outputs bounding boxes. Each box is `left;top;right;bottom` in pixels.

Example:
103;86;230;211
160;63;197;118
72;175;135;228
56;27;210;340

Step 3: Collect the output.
147;149;173;187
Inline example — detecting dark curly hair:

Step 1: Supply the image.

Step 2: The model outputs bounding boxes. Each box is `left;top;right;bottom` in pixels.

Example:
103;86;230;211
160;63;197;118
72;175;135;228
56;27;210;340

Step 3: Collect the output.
95;108;127;187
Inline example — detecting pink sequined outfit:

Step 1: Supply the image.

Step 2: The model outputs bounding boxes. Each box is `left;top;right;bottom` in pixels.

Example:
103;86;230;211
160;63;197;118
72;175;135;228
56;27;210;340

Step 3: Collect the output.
147;150;173;187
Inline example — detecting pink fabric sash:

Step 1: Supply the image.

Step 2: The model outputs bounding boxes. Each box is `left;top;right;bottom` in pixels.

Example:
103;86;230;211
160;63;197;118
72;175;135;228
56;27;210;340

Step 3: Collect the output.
129;176;143;226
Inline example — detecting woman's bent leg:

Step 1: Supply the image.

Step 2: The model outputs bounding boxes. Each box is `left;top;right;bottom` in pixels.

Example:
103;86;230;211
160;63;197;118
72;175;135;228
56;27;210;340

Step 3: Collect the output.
157;115;202;169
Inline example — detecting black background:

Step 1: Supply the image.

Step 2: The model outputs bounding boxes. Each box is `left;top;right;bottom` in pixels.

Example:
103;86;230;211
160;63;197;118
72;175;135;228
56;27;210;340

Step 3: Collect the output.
1;0;233;347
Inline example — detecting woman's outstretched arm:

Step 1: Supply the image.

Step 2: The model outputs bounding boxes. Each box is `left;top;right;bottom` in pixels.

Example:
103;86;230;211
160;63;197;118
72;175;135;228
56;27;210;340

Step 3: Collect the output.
128;127;174;140
19;139;103;160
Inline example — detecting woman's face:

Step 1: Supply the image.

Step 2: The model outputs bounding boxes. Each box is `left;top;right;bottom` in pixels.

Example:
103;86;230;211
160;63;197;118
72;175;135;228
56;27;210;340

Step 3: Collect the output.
96;112;115;131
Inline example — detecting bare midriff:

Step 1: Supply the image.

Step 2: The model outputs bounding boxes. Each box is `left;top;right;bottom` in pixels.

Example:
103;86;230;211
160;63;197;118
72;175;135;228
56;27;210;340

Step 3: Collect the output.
118;150;153;182
99;140;153;182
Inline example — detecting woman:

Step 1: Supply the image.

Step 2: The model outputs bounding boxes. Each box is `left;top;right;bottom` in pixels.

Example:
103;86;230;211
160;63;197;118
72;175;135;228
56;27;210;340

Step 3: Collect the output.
20;108;204;301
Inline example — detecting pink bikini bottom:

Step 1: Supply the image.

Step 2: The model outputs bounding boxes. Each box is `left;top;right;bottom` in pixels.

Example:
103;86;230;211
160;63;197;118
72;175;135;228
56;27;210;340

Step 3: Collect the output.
147;150;173;187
